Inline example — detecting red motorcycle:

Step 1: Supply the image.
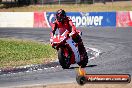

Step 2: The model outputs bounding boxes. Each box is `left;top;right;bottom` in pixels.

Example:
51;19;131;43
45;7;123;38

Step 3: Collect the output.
50;29;88;69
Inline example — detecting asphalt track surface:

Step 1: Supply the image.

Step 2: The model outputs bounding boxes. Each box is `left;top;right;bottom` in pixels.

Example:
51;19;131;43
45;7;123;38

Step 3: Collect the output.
0;27;132;88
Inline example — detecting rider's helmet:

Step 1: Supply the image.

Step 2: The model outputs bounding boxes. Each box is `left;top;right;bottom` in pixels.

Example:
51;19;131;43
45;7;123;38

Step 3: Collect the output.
56;9;66;22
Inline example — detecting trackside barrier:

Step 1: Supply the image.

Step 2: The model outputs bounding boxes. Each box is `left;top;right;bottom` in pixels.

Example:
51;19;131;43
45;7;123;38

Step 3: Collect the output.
116;11;132;27
34;12;50;28
0;12;33;27
0;11;132;28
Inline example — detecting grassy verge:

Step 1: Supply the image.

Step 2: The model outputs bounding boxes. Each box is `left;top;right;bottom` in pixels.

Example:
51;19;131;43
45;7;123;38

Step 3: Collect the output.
0;1;132;12
0;38;57;69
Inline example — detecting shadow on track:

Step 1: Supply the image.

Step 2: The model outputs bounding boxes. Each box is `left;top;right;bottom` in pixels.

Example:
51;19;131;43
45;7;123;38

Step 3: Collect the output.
69;65;97;69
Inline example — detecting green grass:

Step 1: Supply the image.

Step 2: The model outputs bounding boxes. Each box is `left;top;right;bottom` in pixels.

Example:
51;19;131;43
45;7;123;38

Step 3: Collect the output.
0;38;57;69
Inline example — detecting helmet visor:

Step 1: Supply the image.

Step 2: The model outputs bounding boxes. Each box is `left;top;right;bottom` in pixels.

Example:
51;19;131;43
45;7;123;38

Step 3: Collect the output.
56;14;65;22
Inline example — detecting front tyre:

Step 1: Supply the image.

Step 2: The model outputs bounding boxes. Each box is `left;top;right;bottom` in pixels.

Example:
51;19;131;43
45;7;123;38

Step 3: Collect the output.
58;48;70;69
78;52;88;68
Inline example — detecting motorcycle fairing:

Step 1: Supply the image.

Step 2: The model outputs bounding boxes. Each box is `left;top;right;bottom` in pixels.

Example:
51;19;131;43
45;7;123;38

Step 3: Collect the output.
66;38;80;63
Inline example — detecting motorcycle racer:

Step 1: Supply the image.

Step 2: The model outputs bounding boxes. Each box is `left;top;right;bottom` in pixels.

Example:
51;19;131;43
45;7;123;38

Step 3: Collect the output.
51;9;88;63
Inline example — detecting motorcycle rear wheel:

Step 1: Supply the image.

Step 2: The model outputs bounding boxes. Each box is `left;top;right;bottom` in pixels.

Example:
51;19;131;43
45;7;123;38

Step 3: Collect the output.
58;48;70;69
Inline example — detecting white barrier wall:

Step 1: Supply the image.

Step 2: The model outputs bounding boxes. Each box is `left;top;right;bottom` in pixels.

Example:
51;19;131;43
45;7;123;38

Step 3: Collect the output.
0;12;34;27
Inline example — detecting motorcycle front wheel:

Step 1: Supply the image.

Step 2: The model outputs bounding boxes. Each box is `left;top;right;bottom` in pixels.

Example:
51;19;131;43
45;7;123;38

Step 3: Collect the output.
58;48;70;69
78;52;88;68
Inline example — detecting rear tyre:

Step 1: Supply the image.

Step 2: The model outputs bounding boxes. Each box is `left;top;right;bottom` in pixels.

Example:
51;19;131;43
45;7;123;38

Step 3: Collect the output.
58;48;70;69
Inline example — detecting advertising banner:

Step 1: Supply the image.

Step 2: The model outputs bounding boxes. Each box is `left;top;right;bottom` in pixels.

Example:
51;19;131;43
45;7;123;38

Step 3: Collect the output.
0;12;33;27
116;11;132;27
3;11;132;28
46;12;116;27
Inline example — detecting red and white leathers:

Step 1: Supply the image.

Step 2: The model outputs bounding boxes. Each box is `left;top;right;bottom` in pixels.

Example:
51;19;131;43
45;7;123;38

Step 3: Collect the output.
51;17;87;60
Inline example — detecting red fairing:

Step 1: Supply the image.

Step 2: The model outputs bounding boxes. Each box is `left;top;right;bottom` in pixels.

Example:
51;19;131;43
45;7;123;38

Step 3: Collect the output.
64;44;75;64
50;28;76;64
